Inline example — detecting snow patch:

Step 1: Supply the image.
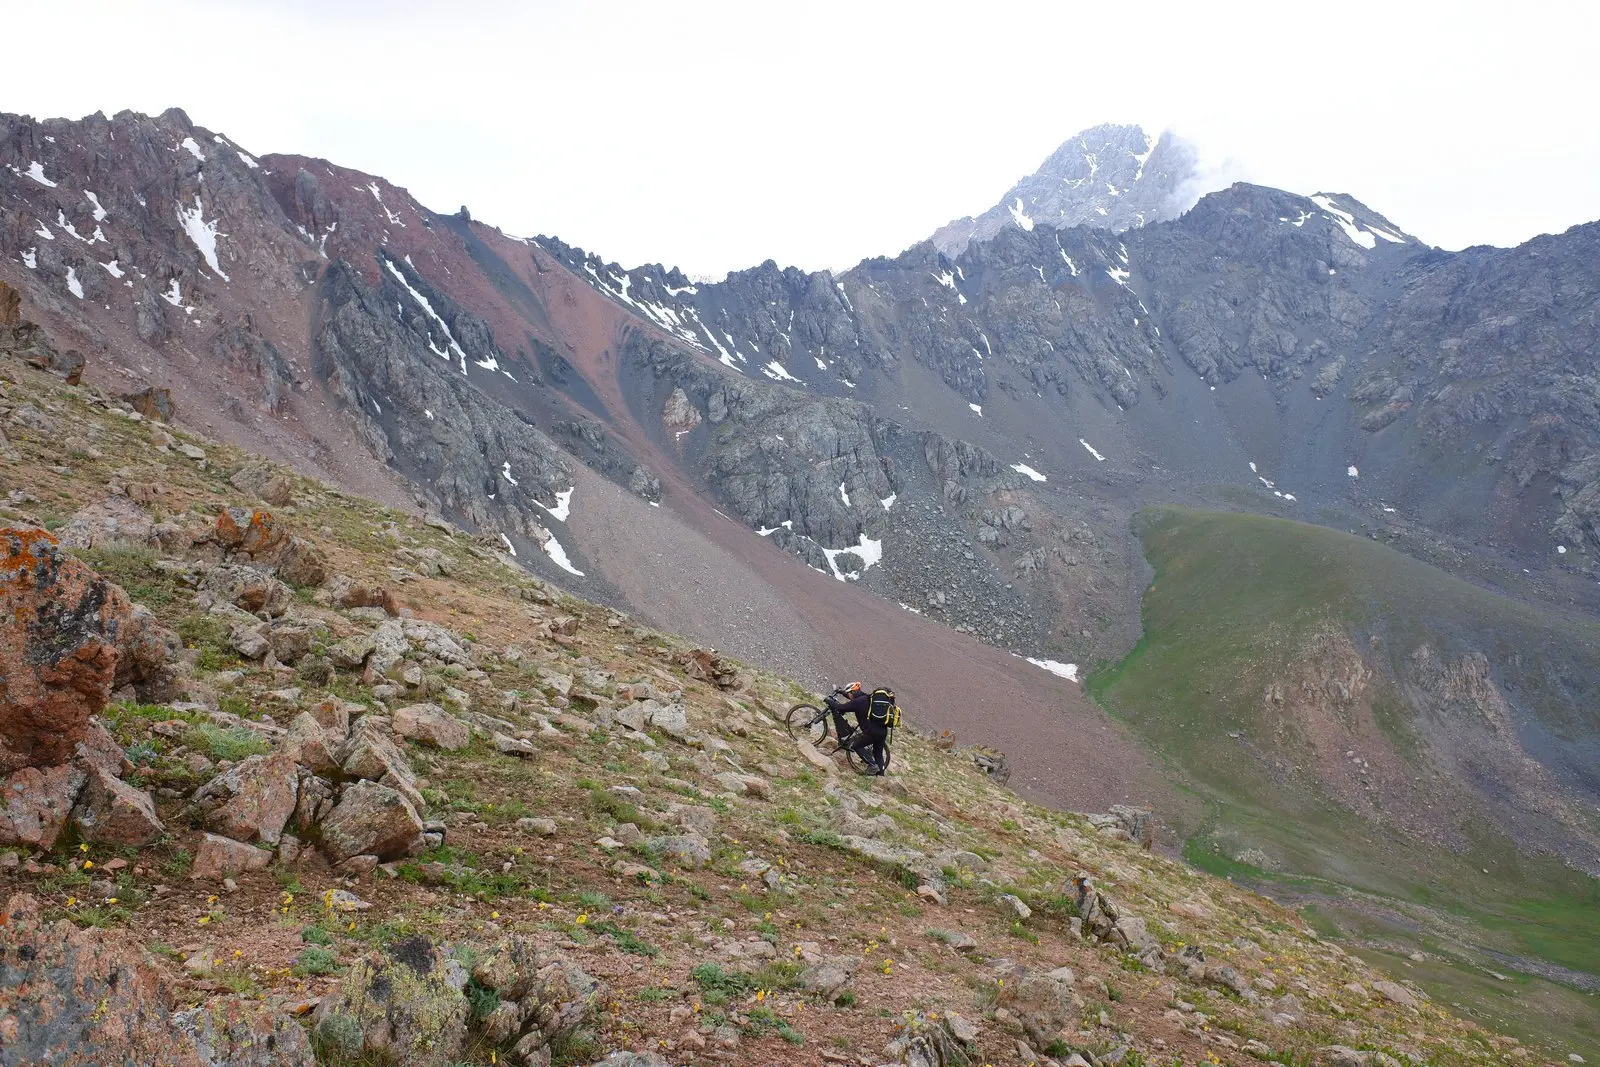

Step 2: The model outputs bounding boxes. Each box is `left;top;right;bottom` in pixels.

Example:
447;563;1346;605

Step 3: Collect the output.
757;520;794;537
1310;195;1377;250
542;532;584;576
501;462;519;486
84;191;108;221
385;258;469;374
25;161;57;187
1024;657;1079;682
880;494;897;511
1079;439;1105;462
969;403;982;416
1106;267;1131;286
176;197;230;281
237;151;260;169
498;534;516;557
1008;197;1035;232
20;249;36;269
762;360;801;383
1347;465;1359;478
33;221;54;241
101;259;124;278
65;267;83;299
179;137;205;161
1011;463;1047;482
539;487;575;523
162;279;183;306
821;533;884;582
1558;545;1568;554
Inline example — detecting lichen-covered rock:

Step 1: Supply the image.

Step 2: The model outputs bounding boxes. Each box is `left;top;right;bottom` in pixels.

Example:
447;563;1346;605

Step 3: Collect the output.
391;703;470;750
189;832;272;881
799;954;860;998
170;995;315;1066
0;893;207;1066
70;763;164;846
318;780;424;861
280;712;342;774
310;936;470;1067
0;764;86;848
1004;966;1080;1048
338;717;424;809
192;750;299;845
275;535;328;587
511;960;603;1063
1;528;137;773
228;462;297;507
54;495;156;551
202;563;292;617
642;834;711;869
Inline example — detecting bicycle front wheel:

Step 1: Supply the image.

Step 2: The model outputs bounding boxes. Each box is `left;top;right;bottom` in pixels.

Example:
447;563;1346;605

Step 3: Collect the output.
785;703;829;746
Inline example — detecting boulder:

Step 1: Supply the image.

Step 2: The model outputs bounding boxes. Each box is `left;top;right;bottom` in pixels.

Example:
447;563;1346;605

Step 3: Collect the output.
170;995;315;1066
329;632;377;668
311;937;471;1067
267;623;314;664
1205;963;1253;998
799;955;861;998
319;780;425;862
643;834;712;868
121;387;175;422
110;605;181;702
1005;966;1080;1048
190;832;272;881
1;528;135;773
192;751;299;845
338;718;424;809
0;764;86;848
70;764;164;846
55;496;156;551
1372;980;1419;1008
202;563;292;617
0;893;206;1065
228;462;296;507
276;536;328;587
998;894;1032;921
281;712;343;773
512;959;603;1062
392;703;470;750
330;575;401;616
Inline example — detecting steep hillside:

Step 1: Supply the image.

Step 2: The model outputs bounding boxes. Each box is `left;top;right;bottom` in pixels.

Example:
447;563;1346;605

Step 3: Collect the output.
0;327;1579;1067
1089;508;1600;1054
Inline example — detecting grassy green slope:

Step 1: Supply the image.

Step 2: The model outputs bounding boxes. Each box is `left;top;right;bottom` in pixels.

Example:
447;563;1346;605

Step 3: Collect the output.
1088;507;1600;1052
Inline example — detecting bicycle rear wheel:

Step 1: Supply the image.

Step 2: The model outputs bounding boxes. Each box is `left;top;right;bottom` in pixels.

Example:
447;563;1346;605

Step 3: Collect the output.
785;703;829;746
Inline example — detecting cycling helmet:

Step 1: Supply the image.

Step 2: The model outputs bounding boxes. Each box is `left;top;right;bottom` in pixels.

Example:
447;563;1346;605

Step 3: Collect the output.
844;681;863;694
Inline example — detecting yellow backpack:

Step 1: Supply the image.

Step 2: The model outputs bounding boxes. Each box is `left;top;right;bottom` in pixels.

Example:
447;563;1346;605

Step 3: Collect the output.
867;687;901;728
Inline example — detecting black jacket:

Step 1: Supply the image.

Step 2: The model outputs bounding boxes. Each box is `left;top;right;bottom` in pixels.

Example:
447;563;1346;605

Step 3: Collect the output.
826;690;870;719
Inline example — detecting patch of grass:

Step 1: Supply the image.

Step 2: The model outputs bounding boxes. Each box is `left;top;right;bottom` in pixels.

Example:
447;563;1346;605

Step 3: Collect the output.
590;921;659;957
186;723;272;761
293;946;341;977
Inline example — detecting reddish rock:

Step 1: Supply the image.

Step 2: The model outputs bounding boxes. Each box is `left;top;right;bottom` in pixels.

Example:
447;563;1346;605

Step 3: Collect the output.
70;764;164;846
276;535;328;587
0;765;86;848
214;507;286;558
121;387;175;423
329;574;400;615
111;604;181;701
319;780;424;862
193;751;299;844
189;832;272;881
0;528;133;773
74;718;128;777
55;496;156;552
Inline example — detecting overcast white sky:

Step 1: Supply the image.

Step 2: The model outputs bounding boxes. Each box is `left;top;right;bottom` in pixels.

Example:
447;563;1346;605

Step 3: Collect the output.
11;0;1599;277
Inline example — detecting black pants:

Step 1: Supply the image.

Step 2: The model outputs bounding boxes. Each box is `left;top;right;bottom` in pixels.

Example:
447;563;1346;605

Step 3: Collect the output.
851;720;889;771
830;708;857;745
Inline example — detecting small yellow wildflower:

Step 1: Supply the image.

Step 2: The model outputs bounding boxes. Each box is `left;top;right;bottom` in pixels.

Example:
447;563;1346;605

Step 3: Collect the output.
197;916;210;925
82;860;93;869
79;843;88;853
576;913;589;925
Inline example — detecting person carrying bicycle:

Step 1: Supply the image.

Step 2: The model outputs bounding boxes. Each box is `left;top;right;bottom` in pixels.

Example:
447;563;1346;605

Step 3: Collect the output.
850;685;899;775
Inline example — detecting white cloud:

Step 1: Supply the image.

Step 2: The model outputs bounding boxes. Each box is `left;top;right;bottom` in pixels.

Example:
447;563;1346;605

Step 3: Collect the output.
8;0;1598;276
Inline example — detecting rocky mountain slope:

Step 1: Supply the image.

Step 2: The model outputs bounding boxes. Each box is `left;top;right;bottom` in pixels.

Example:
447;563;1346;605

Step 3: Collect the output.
4;104;1600;1057
929;124;1204;257
0;346;1579;1067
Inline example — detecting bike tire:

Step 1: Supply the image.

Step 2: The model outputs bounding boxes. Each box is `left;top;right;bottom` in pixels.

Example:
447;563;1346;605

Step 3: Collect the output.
785;703;829;746
845;742;891;776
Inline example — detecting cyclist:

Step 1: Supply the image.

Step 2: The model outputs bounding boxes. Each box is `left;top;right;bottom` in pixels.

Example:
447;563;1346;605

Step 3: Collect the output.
849;686;898;775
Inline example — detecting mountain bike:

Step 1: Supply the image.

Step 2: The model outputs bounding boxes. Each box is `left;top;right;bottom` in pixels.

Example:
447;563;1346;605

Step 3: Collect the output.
785;688;892;776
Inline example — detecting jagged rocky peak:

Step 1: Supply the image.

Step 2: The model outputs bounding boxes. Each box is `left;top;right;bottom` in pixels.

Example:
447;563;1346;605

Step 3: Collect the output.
930;122;1203;256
